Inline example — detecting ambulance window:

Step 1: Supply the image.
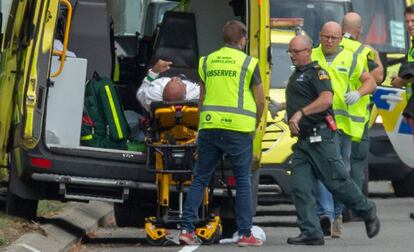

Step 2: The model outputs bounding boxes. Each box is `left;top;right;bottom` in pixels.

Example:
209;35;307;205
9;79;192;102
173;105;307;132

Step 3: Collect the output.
107;0;145;35
352;0;407;54
270;43;292;89
1;0;12;33
143;1;179;37
270;1;350;44
2;0;18;50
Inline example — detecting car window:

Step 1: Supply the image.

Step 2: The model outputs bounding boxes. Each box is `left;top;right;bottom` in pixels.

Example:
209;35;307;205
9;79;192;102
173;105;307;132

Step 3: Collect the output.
271;43;293;89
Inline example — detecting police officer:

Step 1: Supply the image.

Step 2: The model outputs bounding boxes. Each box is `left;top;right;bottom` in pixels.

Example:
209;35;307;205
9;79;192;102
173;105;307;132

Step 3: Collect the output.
311;21;377;238
179;20;265;247
286;34;380;246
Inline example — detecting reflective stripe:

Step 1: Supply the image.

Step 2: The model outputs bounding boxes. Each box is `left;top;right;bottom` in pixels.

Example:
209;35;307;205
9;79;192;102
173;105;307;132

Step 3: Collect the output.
238;56;252;109
346;45;363;93
202;56;208;82
201;105;256;117
201;56;256;118
334;109;365;123
104;85;124;139
81;134;93;140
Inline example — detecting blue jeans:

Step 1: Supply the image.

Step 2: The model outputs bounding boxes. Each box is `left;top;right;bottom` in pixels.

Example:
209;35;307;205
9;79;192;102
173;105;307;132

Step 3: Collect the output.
181;129;253;236
316;131;351;220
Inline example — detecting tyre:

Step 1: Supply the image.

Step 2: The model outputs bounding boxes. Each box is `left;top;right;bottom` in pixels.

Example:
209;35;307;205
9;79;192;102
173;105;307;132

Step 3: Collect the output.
392;170;414;197
114;200;156;227
6;191;38;220
6;153;38;220
220;217;236;239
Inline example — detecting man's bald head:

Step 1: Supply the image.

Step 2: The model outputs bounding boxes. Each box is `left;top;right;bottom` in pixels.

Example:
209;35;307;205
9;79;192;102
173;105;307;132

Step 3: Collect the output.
287;35;313;67
320;22;342;55
342;12;363;40
290;34;313;49
162;77;186;102
321;21;342;36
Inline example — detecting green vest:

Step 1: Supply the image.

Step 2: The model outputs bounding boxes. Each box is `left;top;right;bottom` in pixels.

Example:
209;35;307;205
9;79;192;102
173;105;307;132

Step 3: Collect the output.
341;37;374;124
198;46;258;132
312;45;366;140
407;45;414;98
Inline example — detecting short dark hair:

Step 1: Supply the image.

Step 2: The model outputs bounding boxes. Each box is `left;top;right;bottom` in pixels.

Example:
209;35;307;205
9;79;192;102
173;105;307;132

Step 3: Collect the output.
223;20;247;45
405;4;414;15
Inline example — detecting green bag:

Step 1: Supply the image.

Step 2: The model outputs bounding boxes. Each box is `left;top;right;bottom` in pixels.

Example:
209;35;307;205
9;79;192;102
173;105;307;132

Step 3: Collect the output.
82;72;129;149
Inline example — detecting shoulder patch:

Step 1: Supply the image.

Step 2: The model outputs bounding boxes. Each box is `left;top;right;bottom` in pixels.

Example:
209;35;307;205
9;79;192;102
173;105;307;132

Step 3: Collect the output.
318;69;330;80
312;64;321;70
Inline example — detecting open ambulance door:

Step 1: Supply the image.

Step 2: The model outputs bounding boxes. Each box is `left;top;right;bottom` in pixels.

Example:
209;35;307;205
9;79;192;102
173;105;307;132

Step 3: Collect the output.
0;0;59;170
248;0;271;168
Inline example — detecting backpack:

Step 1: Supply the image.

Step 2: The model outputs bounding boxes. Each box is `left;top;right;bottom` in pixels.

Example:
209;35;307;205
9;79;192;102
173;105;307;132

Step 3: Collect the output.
81;72;129;149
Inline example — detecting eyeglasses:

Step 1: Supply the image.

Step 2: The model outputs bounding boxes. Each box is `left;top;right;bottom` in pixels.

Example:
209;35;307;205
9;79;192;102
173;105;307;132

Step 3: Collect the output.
320;34;341;41
286;48;308;55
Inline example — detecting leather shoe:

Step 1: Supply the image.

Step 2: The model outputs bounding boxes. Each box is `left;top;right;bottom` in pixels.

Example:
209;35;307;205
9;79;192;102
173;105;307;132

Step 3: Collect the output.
319;215;331;236
365;205;380;238
287;234;324;245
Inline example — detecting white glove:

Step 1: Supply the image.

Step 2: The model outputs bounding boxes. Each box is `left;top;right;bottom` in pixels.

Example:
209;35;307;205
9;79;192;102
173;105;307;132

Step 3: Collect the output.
268;99;282;119
344;91;361;105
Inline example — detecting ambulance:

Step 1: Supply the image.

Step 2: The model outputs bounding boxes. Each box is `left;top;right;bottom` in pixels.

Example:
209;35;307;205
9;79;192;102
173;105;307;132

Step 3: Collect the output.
0;0;271;234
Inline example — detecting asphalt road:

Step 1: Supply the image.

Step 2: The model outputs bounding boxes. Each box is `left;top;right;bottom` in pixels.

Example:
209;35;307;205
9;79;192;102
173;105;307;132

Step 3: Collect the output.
76;182;414;252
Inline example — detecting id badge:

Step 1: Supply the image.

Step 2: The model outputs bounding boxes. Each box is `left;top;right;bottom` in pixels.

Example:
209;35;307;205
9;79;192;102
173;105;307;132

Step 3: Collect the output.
309;135;322;143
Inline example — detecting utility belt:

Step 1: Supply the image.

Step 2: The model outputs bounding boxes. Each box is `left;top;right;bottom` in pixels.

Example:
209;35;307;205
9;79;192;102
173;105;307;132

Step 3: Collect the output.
299;123;329;139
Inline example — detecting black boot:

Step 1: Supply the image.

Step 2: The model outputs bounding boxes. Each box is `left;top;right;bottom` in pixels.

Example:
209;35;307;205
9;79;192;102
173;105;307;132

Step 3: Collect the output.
365;204;380;238
287;234;324;245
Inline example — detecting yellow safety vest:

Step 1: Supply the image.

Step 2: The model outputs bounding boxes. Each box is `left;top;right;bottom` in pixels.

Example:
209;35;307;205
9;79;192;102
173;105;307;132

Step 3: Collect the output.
198;46;258;132
312;45;366;140
407;44;414;98
341;37;374;124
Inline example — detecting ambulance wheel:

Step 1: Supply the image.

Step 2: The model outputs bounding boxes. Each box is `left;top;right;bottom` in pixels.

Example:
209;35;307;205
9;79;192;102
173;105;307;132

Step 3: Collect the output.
114;200;155;227
392;170;414;197
6;157;38;220
6;191;38;220
220;217;236;238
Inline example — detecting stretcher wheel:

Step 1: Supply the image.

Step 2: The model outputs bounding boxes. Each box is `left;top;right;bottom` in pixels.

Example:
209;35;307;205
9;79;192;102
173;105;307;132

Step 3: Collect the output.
199;223;222;245
146;235;168;246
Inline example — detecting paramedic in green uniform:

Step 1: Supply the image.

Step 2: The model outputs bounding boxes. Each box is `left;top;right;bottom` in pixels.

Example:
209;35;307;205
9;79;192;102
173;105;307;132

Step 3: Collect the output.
285;35;380;245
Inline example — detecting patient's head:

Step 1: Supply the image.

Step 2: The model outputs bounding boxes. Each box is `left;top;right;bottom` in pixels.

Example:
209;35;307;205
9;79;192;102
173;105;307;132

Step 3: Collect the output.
162;77;186;101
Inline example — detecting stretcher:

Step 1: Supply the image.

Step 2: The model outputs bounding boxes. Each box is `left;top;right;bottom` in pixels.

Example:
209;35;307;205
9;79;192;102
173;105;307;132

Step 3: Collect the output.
144;100;221;245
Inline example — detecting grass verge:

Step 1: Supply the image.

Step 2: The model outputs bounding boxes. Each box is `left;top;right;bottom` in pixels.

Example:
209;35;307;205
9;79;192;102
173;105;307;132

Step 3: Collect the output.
0;200;69;247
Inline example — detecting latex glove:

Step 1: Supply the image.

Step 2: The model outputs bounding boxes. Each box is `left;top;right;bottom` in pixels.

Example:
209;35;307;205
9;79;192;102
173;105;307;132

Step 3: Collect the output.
344;91;361;105
268;99;282;119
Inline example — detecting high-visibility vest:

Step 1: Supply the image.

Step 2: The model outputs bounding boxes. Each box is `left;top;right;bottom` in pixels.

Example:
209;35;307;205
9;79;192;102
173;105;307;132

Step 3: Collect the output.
341;37;375;71
407;45;414;98
312;45;366;140
198;46;258;132
341;37;374;124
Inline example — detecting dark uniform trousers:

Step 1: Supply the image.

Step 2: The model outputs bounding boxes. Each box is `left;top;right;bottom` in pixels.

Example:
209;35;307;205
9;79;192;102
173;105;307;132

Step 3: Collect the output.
351;123;369;191
290;126;375;237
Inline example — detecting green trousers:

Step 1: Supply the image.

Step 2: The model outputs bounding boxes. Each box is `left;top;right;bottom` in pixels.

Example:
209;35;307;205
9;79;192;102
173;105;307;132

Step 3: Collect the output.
351;124;369;191
290;127;375;237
